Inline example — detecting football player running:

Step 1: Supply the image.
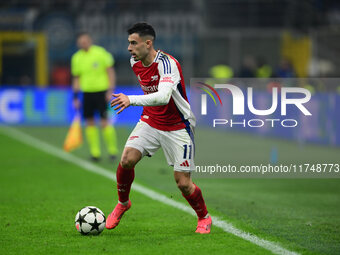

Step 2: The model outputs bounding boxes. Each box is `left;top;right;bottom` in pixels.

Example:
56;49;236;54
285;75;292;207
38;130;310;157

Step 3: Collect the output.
106;22;211;234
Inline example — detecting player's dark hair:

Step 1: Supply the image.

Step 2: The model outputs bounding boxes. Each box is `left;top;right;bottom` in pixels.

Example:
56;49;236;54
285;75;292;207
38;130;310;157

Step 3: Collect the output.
127;22;156;40
76;32;91;39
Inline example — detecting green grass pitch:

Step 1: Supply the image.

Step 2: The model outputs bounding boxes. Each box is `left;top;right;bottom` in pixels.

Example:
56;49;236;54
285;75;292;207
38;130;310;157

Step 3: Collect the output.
0;126;339;255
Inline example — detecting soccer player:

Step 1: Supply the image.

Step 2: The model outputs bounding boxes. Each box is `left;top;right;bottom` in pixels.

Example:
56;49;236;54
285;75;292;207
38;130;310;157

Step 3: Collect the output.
71;32;118;161
106;23;212;234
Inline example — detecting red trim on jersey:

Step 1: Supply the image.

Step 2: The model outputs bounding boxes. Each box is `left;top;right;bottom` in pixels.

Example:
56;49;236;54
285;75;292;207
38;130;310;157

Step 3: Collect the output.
166;53;188;102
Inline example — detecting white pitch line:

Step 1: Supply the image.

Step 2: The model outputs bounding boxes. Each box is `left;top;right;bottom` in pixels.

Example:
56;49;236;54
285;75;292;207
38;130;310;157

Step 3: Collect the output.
0;126;299;255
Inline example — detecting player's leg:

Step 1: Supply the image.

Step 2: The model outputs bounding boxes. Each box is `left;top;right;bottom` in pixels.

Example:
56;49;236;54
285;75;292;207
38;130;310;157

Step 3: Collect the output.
116;121;160;204
174;171;195;196
161;128;211;233
174;171;211;234
101;119;118;160
106;121;160;230
106;147;141;230
83;92;101;161
116;147;142;204
100;117;118;160
98;91;118;160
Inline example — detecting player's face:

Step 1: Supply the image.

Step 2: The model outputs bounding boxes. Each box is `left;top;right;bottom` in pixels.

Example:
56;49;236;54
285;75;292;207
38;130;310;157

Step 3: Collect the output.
77;35;92;51
128;33;151;61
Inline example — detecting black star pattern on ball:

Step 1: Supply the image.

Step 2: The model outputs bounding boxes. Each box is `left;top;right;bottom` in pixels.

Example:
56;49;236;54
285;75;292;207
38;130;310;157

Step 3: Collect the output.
75;212;87;228
89;217;101;232
87;207;98;216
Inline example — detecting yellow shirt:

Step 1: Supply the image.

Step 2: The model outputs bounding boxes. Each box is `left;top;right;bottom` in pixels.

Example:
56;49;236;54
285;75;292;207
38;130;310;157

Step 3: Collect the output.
71;45;114;92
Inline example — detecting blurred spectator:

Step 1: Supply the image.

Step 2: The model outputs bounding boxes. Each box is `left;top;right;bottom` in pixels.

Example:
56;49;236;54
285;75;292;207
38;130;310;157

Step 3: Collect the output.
206;64;233;86
275;59;295;78
266;81;282;93
239;56;256;77
51;63;71;87
255;57;273;78
209;64;234;79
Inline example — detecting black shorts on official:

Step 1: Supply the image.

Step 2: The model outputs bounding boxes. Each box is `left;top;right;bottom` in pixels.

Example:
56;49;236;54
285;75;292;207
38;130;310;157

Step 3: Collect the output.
83;91;108;119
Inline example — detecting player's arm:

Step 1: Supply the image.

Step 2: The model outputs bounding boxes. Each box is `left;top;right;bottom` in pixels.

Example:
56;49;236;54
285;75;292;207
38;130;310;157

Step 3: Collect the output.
72;76;81;110
71;54;82;110
111;82;174;114
129;81;174;105
107;67;116;91
106;67;116;102
111;57;179;114
105;51;116;102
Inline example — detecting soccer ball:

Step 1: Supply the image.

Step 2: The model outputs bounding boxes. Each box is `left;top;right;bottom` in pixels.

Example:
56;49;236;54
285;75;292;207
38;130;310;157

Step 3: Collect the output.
75;206;106;235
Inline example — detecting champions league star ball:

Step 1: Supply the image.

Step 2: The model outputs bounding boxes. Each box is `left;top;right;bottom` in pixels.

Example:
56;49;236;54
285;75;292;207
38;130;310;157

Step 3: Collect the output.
75;206;106;235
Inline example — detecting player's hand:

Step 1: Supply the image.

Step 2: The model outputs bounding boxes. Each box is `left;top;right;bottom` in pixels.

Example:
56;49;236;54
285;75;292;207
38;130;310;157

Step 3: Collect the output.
111;93;130;114
73;98;81;110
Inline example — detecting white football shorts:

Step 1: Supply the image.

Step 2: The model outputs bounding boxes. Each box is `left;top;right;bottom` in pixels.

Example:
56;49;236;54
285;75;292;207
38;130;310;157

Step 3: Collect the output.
125;120;195;172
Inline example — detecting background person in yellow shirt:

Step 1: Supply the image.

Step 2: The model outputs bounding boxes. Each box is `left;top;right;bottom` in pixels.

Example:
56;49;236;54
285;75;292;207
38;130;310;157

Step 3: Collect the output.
71;32;118;162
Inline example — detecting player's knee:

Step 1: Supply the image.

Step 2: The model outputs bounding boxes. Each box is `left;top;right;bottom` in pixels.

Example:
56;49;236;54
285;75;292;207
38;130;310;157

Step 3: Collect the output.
176;180;190;194
120;158;135;169
120;147;142;169
120;155;136;169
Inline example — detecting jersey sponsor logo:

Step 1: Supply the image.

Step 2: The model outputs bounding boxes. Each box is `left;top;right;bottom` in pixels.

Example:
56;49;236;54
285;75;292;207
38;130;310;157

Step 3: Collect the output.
151;75;159;81
128;135;139;140
180;160;190;167
160;76;174;84
141;84;158;93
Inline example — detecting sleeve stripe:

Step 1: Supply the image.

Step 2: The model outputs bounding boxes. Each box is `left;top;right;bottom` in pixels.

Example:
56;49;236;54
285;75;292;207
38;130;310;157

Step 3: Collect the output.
160;57;167;74
160;55;171;74
167;56;171;73
155;51;161;62
164;57;169;74
160;56;167;74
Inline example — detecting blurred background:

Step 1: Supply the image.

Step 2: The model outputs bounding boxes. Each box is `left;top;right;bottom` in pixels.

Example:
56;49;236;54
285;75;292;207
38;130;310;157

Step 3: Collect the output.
1;0;340;143
1;0;340;87
1;2;340;254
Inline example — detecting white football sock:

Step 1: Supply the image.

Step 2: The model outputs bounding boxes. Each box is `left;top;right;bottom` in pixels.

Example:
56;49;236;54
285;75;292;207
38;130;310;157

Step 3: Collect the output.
119;200;129;206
